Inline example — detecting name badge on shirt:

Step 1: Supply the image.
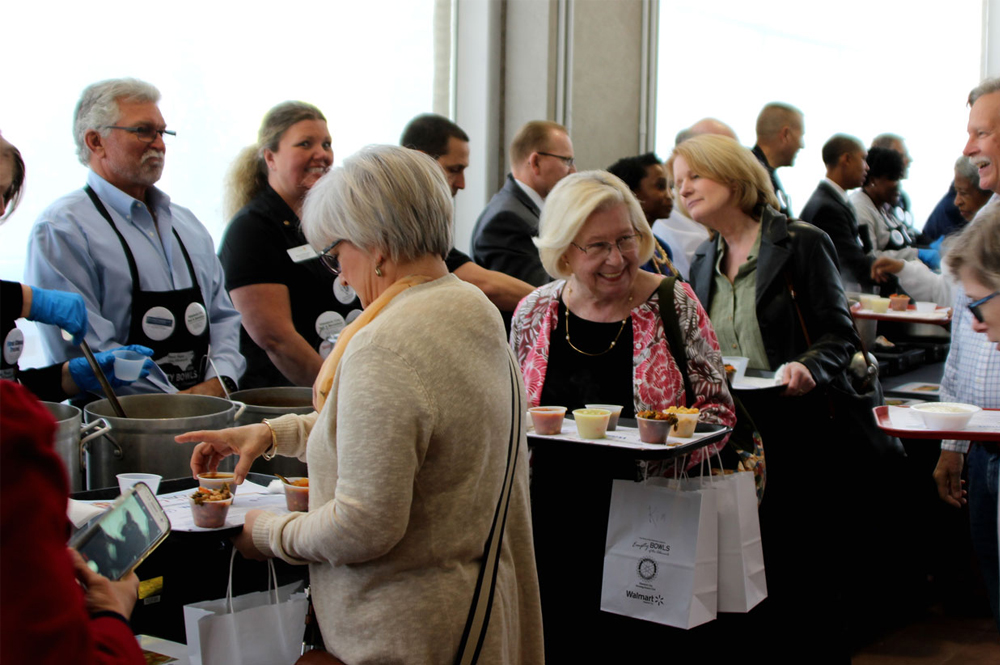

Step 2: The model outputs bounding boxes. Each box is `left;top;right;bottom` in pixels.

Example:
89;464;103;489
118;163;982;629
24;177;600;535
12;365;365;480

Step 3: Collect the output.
287;244;319;263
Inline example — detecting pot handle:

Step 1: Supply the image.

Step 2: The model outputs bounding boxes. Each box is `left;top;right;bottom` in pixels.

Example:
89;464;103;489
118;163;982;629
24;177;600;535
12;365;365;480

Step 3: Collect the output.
230;400;246;422
80;418;111;450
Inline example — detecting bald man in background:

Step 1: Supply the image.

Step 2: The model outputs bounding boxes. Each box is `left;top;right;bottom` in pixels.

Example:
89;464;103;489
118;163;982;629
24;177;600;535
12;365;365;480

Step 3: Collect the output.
752;103;804;218
655;117;738;278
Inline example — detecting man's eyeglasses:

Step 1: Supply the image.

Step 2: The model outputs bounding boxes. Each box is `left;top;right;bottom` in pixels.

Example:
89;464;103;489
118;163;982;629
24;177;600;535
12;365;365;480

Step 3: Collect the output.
968;291;999;323
571;234;639;259
537;151;575;168
319;239;344;275
104;126;176;143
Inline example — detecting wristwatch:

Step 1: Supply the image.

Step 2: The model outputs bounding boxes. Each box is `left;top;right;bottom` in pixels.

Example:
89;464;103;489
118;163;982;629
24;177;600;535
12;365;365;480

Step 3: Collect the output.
218;375;238;394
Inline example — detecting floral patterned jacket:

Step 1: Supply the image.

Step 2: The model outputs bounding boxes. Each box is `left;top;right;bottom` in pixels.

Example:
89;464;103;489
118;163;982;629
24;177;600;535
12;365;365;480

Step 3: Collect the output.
510;278;736;467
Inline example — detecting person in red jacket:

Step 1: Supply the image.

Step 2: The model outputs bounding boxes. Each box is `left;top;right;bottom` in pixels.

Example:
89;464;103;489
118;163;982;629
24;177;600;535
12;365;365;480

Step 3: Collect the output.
0;380;144;664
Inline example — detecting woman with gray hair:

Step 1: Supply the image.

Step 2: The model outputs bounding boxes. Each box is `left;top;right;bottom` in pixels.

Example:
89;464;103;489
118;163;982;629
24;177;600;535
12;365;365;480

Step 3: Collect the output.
218;101;361;389
510;169;735;443
871;157;994;304
179;145;544;664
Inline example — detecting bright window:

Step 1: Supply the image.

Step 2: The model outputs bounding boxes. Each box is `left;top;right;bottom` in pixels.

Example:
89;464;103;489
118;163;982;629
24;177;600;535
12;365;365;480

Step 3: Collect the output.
656;0;983;228
3;0;437;366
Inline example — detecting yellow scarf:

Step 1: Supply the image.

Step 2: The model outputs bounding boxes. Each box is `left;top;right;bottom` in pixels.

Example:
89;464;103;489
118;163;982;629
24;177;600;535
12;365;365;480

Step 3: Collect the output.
312;275;433;411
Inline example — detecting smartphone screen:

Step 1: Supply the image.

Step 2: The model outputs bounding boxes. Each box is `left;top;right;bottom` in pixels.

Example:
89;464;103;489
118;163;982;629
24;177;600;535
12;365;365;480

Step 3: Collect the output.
70;483;170;581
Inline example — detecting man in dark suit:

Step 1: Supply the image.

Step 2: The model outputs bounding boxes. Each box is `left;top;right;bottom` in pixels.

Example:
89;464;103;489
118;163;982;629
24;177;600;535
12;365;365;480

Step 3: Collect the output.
752;102;804;218
471;120;576;286
800;134;880;290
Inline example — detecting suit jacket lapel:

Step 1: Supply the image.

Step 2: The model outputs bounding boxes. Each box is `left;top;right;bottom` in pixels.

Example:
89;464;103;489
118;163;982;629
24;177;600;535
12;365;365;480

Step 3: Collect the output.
505;174;541;218
756;209;794;307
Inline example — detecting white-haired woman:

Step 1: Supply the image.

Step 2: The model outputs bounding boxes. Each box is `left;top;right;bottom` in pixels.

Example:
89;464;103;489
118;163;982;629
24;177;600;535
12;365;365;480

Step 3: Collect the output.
508;170;734;661
510;170;735;446
219;101;360;389
933;205;1000;633
179;145;543;664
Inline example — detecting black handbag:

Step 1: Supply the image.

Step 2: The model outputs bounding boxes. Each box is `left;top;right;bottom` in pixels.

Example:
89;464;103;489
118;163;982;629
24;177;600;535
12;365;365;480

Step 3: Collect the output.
657;277;767;502
783;275;905;459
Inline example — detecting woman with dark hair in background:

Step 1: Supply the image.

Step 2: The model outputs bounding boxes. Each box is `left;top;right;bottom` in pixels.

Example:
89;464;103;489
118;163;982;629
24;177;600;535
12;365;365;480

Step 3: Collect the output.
219;102;362;389
849;146;916;260
606;152;679;276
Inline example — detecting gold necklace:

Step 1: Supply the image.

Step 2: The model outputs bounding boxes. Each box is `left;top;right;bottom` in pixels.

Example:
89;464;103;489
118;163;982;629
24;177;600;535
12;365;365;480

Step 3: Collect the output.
564;285;633;357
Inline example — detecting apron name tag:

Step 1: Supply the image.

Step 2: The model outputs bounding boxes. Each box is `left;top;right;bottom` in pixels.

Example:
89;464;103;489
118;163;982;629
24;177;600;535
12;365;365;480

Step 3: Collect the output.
288;244;319;263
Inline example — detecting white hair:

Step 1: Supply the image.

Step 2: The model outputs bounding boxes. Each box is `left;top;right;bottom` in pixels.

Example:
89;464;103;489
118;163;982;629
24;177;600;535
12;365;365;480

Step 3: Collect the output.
301;144;453;263
534;170;654;280
74;78;161;166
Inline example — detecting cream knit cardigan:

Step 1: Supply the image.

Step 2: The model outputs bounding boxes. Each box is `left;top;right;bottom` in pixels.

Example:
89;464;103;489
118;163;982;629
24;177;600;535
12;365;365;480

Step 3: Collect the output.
253;275;544;664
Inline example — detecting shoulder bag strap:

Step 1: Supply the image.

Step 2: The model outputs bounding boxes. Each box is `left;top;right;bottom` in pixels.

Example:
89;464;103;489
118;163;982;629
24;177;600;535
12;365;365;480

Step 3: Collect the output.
454;351;523;665
782;271;875;382
656;276;694;408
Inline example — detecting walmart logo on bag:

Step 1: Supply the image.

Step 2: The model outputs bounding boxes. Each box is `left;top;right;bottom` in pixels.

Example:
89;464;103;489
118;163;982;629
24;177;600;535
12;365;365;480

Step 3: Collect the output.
625;590;664;606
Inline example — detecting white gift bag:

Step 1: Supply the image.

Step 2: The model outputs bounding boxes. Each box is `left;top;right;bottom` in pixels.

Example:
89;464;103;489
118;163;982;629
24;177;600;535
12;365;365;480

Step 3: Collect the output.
600;477;718;629
183;550;308;665
713;470;767;613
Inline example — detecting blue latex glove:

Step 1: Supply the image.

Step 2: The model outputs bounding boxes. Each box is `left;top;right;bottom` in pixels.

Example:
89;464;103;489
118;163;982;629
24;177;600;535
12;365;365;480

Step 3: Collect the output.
68;345;155;393
29;287;88;344
918;248;941;271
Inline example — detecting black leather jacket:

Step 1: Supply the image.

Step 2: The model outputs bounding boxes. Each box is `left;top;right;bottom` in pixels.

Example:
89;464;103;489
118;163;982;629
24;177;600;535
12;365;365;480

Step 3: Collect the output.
689;206;859;388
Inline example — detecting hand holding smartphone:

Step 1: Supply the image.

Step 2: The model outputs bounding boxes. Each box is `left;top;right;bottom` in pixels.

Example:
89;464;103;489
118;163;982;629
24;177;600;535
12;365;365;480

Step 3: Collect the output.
69;482;171;581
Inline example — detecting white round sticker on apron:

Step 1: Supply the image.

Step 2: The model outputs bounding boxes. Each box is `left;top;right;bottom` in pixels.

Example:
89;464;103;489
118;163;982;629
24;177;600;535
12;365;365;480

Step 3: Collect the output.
315;311;345;341
890;229;904;247
333;276;357;305
142;306;176;341
185;302;208;336
345;309;362;324
319;340;335;359
3;328;24;365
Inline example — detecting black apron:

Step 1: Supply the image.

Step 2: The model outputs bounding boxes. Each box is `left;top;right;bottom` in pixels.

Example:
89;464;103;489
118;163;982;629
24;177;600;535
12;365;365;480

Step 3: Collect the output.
881;209;916;251
84;185;210;390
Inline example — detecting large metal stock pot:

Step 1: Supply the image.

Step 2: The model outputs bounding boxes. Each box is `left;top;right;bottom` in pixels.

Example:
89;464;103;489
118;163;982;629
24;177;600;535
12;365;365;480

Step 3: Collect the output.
230;387;312;477
41;402;110;493
83;394;245;490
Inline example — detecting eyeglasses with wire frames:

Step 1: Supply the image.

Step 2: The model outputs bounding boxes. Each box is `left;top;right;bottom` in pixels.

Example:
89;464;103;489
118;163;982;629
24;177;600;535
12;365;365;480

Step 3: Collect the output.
103;125;176;143
571;233;639;259
968;291;999;323
537;151;575;168
318;239;344;275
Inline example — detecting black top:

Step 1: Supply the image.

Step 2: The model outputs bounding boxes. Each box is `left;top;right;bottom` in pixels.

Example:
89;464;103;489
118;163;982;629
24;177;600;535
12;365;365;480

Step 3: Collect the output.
445;247;473;272
538;301;635;417
752;145;792;219
1;280;67;402
218;184;363;389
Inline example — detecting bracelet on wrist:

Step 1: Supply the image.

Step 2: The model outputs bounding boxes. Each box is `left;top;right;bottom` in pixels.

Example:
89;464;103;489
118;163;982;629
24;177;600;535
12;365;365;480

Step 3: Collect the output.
261;419;278;461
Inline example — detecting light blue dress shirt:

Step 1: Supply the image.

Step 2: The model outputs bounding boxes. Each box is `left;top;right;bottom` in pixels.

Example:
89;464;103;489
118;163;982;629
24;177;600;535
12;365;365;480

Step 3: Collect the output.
939;195;1000;453
24;170;245;394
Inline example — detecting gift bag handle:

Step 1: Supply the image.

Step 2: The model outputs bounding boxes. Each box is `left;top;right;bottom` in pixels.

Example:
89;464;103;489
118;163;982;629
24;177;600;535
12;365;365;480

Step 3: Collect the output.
225;548;280;614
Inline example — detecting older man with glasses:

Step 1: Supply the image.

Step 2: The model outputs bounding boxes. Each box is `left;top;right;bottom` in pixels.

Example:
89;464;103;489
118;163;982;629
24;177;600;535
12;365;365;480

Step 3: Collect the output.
932;76;1000;635
26;77;244;400
472;120;576;289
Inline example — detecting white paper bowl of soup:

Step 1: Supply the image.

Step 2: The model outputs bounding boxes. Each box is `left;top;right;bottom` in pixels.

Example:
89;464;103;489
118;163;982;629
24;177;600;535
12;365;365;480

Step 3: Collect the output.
914;301;937;313
585;404;623;431
722;356;749;383
869;297;891;313
911;402;981;431
198;471;238;495
529;406;567;435
666;408;700;438
572;408;611;439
